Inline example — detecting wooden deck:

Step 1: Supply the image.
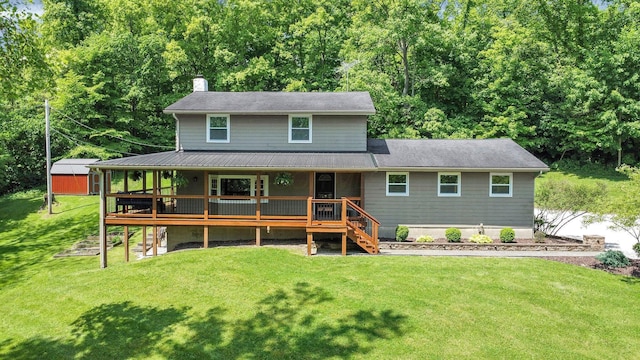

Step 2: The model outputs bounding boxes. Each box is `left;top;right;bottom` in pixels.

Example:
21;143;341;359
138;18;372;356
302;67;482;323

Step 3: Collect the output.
103;194;379;260
97;170;378;268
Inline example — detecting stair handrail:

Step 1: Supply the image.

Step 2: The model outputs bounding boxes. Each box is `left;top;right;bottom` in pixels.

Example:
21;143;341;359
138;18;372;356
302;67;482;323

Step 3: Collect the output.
343;197;380;225
343;197;379;247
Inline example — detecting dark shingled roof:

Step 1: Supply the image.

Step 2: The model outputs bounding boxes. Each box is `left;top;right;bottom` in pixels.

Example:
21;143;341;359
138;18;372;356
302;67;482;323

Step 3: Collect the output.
164;91;376;115
92;139;547;172
91;151;377;171
51;159;99;175
368;139;548;170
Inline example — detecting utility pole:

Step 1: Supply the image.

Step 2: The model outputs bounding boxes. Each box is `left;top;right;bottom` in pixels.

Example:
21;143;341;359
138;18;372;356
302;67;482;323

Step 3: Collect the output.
45;99;52;214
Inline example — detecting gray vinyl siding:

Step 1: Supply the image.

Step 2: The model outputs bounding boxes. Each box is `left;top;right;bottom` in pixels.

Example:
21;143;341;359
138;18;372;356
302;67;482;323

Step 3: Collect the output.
179;114;367;152
174;171;362;216
363;172;536;238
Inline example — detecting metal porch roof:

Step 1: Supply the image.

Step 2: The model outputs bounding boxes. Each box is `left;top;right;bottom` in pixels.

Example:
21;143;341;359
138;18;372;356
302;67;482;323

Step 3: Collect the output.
51;159;100;175
91;151;376;171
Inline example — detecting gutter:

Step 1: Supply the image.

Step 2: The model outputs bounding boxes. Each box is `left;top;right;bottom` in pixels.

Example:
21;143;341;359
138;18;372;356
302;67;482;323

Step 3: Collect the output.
374;167;550;173
163;110;376;116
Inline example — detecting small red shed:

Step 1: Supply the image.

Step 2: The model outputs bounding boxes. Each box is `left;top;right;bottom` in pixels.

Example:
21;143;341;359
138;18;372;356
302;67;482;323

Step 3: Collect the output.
51;159;109;195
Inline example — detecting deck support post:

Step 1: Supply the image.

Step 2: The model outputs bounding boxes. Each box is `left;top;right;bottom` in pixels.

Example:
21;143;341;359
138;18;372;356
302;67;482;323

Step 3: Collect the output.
99;170;107;268
203;226;209;248
342;232;347;256
142;171;147;193
307;232;313;256
152;225;158;257
256;172;262;247
152;170;157;219
142;225;147;255
203;171;209;219
124;225;129;262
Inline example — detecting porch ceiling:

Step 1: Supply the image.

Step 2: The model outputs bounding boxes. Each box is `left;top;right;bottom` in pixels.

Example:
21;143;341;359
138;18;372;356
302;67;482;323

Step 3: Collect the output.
90;151;377;171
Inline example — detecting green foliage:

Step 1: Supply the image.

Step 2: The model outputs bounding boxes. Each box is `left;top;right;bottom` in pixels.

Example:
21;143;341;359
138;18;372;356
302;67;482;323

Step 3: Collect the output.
534;231;546;243
584;165;640;243
445;228;461;243
395;225;409;242
416;235;434;243
596;250;631;269
633;243;640;258
469;234;493;244
4;0;640;195
500;228;516;243
535;179;607;236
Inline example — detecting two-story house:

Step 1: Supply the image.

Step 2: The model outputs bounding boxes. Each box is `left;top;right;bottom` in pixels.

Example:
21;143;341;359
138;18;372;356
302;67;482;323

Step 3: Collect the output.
91;76;548;267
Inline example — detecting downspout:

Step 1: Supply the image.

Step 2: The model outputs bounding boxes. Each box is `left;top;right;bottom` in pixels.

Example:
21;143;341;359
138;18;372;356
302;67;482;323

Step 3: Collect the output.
173;113;180;151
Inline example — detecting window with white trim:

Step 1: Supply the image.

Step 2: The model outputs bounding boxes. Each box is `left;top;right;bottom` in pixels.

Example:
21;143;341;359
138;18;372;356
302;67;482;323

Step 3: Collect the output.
207;114;230;143
438;172;461;196
386;172;409;196
490;173;512;197
288;115;312;143
209;175;269;203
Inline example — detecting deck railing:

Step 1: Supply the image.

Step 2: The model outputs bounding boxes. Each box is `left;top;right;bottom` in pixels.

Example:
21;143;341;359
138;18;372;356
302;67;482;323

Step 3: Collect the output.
106;193;360;222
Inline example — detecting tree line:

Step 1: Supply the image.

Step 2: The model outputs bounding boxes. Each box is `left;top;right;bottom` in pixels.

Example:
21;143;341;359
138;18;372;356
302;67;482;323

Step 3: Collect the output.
1;0;639;194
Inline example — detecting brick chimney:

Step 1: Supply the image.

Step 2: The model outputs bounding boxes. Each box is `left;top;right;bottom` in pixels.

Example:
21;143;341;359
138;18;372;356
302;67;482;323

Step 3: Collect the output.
193;75;208;92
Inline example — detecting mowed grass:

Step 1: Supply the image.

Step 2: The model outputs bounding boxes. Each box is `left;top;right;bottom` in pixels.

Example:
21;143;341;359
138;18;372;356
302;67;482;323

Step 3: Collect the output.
536;164;630;210
1;193;640;359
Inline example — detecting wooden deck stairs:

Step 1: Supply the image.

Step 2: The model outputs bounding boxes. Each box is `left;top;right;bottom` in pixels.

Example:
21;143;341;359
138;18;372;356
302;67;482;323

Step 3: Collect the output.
345;199;379;255
346;221;378;254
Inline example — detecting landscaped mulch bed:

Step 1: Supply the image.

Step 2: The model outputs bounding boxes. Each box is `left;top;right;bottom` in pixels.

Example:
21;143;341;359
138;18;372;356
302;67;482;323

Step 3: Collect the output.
383;236;582;245
543;256;640;279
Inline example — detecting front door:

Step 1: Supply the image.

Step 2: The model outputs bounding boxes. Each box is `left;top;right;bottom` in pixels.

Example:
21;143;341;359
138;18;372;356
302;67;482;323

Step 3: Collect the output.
315;173;335;199
315;172;336;220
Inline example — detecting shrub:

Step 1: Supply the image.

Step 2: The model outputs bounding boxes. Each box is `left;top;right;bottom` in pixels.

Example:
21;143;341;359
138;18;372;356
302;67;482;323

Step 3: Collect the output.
416;235;434;243
445;228;461;242
633;242;640;257
596;250;631;268
500;228;516;243
395;226;409;242
533;231;546;243
469;234;493;244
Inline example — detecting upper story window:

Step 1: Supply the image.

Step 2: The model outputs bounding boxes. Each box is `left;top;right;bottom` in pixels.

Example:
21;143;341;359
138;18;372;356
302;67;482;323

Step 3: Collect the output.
438;172;461;197
386;172;409;196
289;115;312;143
207;114;230;143
490;173;513;197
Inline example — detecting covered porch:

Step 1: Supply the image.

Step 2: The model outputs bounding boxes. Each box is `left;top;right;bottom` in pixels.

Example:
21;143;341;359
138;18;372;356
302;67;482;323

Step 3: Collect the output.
95;166;379;268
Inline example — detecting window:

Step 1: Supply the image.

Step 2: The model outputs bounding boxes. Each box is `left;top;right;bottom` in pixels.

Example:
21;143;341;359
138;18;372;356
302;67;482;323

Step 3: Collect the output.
209;175;269;203
288;115;312;143
490;173;512;197
438;172;461;196
386;172;409;196
207;114;230;143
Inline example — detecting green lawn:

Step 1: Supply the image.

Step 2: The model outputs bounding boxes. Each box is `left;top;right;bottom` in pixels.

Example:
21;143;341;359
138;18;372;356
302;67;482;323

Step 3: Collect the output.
536;163;629;209
1;192;639;359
